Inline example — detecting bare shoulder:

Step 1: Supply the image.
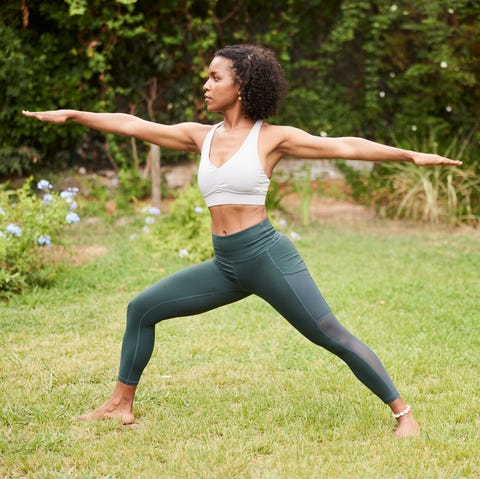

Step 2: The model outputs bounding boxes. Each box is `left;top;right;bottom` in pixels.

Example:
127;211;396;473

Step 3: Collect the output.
260;123;307;144
259;122;311;156
258;123;304;173
259;122;295;136
174;122;215;151
177;121;213;134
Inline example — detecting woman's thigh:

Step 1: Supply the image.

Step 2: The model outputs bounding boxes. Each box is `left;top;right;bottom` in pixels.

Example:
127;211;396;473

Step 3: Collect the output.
128;260;250;326
234;235;333;337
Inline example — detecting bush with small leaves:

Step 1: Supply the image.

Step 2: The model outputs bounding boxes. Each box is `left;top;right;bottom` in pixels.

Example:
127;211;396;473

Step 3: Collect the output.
0;178;81;295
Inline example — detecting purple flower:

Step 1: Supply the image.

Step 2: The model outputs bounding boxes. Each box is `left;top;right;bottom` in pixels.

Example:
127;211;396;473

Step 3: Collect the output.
42;193;54;205
148;206;161;216
37;179;52;190
60;191;75;202
38;235;51;246
179;248;189;258
6;223;22;236
0;207;5;215
290;231;301;241
69;201;78;211
194;206;204;214
145;216;155;225
65;212;80;224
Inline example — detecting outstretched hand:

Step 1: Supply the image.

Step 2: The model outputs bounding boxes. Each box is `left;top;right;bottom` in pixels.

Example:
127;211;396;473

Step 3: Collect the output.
411;152;462;167
22;109;72;124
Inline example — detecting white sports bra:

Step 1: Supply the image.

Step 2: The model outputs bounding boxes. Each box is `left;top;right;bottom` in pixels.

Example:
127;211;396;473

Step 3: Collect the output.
197;120;270;207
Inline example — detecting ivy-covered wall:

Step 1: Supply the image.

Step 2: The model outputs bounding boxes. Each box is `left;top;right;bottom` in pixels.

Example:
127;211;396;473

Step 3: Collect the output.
1;0;479;176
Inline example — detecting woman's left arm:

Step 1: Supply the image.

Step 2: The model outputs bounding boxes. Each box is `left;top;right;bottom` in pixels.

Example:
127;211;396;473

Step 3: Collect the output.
274;126;462;166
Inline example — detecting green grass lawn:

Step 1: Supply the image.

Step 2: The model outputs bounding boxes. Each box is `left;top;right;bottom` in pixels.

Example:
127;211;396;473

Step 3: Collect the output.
1;216;479;478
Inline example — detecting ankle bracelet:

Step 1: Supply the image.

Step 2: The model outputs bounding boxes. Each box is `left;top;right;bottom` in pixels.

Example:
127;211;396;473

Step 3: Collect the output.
392;404;411;419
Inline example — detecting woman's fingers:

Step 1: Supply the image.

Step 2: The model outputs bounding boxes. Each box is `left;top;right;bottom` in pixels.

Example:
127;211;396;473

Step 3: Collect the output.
22;109;70;123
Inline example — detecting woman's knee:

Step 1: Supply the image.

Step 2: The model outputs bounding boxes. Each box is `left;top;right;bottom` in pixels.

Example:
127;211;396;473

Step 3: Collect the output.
309;314;357;352
126;293;161;327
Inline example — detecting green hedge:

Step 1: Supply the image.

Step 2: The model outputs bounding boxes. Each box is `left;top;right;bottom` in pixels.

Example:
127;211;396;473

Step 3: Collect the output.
1;0;479;176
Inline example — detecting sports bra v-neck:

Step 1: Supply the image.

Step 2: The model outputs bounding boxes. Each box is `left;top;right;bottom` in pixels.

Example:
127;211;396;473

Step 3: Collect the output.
198;120;270;207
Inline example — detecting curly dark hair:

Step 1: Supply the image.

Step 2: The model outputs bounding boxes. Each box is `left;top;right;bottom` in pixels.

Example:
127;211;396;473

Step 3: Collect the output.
214;44;288;121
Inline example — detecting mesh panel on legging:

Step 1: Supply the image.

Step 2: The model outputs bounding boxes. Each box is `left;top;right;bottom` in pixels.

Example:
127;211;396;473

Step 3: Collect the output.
308;313;399;403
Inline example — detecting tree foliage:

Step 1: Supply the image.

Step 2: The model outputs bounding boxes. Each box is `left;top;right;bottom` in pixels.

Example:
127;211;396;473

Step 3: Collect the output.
0;0;479;176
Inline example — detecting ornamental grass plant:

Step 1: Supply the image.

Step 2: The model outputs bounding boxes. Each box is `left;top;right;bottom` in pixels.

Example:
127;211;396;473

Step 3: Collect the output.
339;128;480;225
372;163;480;224
376;128;480;224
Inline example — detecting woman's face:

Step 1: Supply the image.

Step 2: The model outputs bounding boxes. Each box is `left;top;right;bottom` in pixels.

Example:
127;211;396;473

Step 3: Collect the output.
203;56;240;113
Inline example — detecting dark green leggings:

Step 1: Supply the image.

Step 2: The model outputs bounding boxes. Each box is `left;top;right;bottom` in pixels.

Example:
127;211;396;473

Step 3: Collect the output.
119;218;399;404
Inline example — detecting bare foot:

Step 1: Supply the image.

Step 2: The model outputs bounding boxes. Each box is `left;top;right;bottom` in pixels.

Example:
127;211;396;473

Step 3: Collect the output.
76;381;137;425
394;413;420;438
76;402;135;425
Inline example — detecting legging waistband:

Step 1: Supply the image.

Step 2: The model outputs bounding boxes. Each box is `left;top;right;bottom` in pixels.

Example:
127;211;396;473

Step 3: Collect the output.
211;218;279;261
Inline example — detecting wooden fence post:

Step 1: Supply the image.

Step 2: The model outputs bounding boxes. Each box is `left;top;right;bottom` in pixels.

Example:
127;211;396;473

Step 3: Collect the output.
150;144;161;207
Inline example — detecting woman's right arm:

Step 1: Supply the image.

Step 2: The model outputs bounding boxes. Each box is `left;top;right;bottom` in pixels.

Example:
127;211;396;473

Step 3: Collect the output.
22;109;208;153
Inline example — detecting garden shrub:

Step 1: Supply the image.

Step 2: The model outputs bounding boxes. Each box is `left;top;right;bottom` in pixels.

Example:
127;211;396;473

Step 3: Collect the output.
117;168;153;209
137;184;213;264
0;178;80;295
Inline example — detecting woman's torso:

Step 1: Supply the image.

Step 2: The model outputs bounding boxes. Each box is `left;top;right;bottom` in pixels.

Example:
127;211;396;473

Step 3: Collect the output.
198;120;281;235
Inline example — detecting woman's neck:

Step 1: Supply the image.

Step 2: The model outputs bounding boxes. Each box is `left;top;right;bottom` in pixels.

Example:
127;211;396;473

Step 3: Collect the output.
221;111;254;131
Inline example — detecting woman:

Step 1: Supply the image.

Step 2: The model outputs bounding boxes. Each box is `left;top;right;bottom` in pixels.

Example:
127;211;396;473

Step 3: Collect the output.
23;44;461;438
